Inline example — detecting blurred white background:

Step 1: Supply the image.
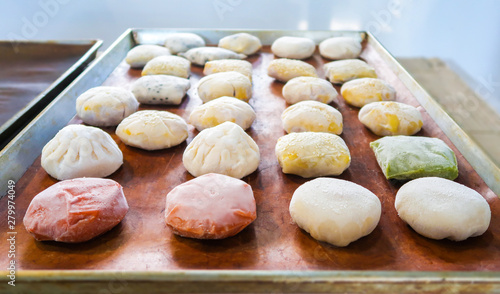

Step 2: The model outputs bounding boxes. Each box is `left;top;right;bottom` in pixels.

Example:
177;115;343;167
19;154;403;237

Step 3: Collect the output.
1;0;499;113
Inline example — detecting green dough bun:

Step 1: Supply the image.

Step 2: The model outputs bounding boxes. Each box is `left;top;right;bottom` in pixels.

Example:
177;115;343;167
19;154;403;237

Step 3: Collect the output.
370;136;458;181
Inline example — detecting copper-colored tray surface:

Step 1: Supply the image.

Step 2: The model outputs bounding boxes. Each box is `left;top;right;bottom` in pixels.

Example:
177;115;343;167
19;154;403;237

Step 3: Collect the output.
0;29;499;293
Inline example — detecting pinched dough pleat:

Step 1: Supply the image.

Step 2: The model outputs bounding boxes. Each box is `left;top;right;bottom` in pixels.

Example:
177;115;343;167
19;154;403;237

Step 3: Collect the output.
41;124;123;180
182;122;260;179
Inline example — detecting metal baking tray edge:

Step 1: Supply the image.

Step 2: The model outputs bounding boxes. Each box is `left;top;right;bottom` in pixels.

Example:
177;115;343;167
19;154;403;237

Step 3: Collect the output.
0;39;103;149
1;29;499;293
5;270;500;293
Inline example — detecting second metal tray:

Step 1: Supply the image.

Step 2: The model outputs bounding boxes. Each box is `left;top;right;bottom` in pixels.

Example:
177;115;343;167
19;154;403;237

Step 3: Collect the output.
0;39;102;149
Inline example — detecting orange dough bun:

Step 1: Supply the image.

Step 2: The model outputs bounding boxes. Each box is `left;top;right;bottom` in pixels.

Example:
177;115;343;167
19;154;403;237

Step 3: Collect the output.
165;173;257;239
23;178;129;243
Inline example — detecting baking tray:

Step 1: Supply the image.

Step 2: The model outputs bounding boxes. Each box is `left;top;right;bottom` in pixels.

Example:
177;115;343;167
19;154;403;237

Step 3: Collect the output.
0;40;102;149
0;29;499;293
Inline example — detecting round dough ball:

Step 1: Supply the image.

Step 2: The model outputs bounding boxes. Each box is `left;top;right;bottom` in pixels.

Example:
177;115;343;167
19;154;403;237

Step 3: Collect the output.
179;47;246;66
319;37;362;60
165;173;256;239
23;178;129;243
116;110;188;150
395;177;491;241
197;71;252;103
341;78;396;107
189;96;256;131
131;75;190;105
218;33;262;55
41;125;123;180
282;76;339;104
281;101;343;135
164;32;205;54
142;55;191;78
76;86;139;127
359;101;423;136
267;58;318;83
275;132;350;178
324;59;377;84
290;178;381;247
271;36;315;59
183;121;260;179
125;44;171;68
203;59;253;81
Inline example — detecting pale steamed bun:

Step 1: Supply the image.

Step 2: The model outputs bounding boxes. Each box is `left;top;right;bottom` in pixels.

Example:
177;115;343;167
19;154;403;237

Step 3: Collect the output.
75;86;139;127
179;47;246;66
116;110;188;150
358;101;423;136
125;44;171;68
218;33;262;55
142;55;191;78
189;96;256;131
41;125;123;180
281;101;343;135
282;76;338;104
131;75;190;105
197;71;252;103
395;177;491;241
290;178;381;247
275;132;350;178
271;36;315;59
203;59;253;81
319;37;362;60
341;78;395;107
164;32;205;54
324;59;377;84
267;58;318;83
183;121;260;179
